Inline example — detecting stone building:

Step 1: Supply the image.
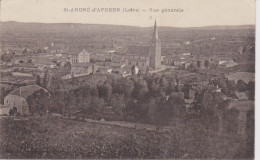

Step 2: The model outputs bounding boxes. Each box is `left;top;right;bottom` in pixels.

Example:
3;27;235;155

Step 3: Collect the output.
70;49;90;63
4;84;50;116
125;20;161;71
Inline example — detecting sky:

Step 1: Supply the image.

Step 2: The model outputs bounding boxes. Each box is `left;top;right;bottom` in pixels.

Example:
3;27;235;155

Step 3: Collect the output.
0;0;256;27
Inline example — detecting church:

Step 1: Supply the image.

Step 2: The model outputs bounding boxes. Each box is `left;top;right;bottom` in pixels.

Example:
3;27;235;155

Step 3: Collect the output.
125;20;161;72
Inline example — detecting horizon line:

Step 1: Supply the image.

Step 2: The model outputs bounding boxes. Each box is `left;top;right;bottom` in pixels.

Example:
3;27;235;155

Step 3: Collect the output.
0;20;256;29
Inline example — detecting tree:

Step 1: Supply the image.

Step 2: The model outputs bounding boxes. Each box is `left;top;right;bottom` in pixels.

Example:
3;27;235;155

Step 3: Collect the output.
237;80;247;92
204;60;210;68
27;59;32;63
110;94;126;119
50;76;63;90
36;75;41;86
167;79;177;94
37;49;42;53
19;60;24;64
98;83;112;101
167;92;185;116
227;80;237;95
197;60;201;68
23;48;28;54
27;89;50;115
146;97;157;123
133;79;149;99
102;44;107;49
89;97;105;113
217;78;228;94
63;62;71;75
247;81;255;100
124;79;135;97
159;76;169;91
90;86;99;97
43;70;50;89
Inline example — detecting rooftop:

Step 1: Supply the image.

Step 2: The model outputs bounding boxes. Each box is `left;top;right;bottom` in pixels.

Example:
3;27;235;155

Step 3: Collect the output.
9;84;49;100
126;46;150;57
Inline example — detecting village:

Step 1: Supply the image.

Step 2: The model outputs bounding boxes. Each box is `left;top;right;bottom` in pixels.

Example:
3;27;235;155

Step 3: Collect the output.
0;21;255;159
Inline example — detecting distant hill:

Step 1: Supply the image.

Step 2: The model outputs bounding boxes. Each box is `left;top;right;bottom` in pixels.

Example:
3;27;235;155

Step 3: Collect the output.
0;21;255;34
0;21;255;49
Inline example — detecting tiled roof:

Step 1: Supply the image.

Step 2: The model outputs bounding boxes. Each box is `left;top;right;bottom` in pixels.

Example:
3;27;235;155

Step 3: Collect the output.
235;91;249;100
9;84;49;100
126;46;150;57
71;63;94;67
226;72;255;83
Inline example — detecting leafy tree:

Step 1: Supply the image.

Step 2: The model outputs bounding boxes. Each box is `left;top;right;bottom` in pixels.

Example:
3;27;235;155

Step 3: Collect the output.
159;76;169;91
43;70;50;89
133;79;149;99
63;62;71;75
167;79;177;94
197;60;201;68
227;80;237;95
146;97;157;123
89;97;105;113
90;86;99;97
123;79;135;97
110;94;126;119
204;60;210;68
23;48;28;54
36;75;41;86
98;83;112;101
167;92;185;116
27;89;50;115
37;49;42;53
247;81;255;100
217;78;228;94
1;54;13;62
237;80;247;92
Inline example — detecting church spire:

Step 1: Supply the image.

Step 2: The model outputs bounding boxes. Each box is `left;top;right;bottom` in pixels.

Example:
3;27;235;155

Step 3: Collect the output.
152;19;159;40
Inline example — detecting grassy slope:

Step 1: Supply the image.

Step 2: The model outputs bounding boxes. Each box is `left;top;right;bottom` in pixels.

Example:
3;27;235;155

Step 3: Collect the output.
0;116;249;159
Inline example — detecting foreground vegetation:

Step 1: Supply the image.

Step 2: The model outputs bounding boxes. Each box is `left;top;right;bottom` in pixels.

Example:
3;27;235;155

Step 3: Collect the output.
0;116;253;159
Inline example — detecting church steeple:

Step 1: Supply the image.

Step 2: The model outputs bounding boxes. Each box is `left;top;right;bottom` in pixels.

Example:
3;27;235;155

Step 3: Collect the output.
149;19;161;70
152;20;159;40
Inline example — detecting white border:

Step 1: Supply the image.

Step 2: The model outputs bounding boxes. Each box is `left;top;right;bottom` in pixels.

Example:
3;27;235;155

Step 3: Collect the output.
255;0;259;159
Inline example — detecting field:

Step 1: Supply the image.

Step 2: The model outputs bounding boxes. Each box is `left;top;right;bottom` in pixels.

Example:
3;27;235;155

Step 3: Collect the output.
0;116;252;159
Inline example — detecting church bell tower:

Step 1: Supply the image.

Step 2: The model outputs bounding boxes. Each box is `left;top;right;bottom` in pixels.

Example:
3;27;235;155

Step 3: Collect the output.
149;20;161;70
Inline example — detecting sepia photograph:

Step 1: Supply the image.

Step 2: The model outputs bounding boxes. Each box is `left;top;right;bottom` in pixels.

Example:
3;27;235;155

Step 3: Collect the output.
0;0;256;159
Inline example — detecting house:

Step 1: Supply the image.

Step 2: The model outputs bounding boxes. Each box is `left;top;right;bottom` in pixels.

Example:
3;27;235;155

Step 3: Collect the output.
0;104;10;116
220;61;238;68
184;99;194;110
4;84;50;116
71;63;98;77
226;72;255;84
125;46;150;71
188;88;197;99
49;42;65;54
163;56;174;65
34;57;57;69
123;21;162;70
70;49;90;63
131;65;139;75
